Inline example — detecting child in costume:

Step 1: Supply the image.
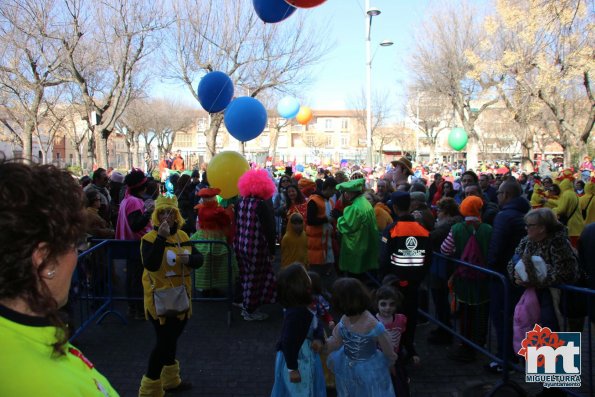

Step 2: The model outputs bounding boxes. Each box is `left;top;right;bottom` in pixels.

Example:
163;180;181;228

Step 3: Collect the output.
191;187;238;297
281;213;308;269
325;278;396;397
375;284;409;397
271;264;326;397
530;178;546;209
547;169;585;247
308;271;336;390
139;196;203;396
579;176;594;225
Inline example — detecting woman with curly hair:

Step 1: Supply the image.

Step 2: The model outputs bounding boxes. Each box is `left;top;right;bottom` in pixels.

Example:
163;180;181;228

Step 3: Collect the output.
234;169;277;321
0;161;117;396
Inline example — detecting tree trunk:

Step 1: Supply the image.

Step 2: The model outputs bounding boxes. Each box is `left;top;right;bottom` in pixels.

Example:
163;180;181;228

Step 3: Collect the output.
466;134;479;172
133;137;141;169
205;113;224;162
87;133;96;171
125;139;132;170
521;132;534;173
563;144;573;168
94;126;111;168
269;127;280;161
429;141;436;164
77;145;83;169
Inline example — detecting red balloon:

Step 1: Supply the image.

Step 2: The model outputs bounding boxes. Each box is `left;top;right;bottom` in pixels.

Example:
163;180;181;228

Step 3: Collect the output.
284;0;326;8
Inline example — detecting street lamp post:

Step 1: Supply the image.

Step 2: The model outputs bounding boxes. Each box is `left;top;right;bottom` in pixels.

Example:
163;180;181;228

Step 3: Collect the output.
365;1;392;166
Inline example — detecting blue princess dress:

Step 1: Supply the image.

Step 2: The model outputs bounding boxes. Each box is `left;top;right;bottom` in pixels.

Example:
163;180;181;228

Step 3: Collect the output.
327;314;396;397
271;307;326;397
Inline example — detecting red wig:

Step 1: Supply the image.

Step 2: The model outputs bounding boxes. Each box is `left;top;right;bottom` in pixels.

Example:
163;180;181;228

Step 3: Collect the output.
237;169;276;200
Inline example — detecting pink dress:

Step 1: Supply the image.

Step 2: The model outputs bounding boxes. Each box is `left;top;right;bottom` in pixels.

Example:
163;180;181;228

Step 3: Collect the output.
115;193;151;240
375;313;407;355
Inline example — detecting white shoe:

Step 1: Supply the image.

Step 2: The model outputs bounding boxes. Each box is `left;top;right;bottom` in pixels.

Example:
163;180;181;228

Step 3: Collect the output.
241;309;268;321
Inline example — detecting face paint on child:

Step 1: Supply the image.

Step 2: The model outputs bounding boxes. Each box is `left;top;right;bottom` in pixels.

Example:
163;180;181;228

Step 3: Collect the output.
378;298;397;318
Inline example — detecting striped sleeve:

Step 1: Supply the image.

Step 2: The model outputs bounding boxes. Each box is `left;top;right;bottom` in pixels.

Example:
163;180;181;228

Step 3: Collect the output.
440;230;456;256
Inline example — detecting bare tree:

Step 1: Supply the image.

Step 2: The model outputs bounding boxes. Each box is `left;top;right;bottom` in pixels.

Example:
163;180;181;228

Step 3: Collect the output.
467;0;594;166
116;98;151;169
349;89;393;164
149;98;198;157
0;0;65;161
408;0;498;171
406;91;453;162
164;0;330;161
57;0;167;168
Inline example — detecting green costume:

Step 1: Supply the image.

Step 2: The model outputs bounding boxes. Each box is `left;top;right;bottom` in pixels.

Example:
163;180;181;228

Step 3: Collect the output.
336;179;379;274
0;307;118;396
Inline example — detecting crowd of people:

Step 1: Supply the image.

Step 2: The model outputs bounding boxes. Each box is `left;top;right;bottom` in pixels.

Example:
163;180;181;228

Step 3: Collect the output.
1;154;594;396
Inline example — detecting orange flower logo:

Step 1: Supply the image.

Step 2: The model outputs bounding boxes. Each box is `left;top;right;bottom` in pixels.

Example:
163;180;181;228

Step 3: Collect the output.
518;324;565;367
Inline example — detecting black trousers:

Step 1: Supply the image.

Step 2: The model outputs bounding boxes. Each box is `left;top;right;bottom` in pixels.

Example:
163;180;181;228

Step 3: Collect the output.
397;282;420;357
146;316;188;379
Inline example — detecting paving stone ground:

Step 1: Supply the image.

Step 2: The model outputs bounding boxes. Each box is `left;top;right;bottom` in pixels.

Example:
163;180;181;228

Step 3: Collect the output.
71;253;592;396
73;299;592;397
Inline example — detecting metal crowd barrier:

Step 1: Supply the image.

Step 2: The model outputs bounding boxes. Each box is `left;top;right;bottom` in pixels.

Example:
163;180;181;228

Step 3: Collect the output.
419;252;594;397
68;239;234;343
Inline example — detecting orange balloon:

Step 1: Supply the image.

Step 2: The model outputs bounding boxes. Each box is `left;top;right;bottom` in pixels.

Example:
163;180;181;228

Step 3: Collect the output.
296;106;313;125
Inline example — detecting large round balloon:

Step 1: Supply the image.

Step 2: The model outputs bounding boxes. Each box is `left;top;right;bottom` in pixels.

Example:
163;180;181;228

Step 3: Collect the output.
197;71;234;113
224;96;268;142
284;0;327;8
295;106;313;125
448;127;468;151
208;151;249;199
253;0;296;23
277;96;300;119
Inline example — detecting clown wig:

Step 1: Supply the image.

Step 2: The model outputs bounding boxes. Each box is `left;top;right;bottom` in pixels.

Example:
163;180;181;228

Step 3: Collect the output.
237;169;276;200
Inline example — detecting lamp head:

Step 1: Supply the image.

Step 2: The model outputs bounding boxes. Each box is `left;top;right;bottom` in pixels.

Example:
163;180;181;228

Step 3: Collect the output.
380;40;394;47
366;7;381;16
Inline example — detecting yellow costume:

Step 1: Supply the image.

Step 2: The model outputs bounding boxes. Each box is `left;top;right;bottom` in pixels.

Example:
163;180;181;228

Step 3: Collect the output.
548;170;584;238
530;180;546;209
579;177;594;225
281;215;309;268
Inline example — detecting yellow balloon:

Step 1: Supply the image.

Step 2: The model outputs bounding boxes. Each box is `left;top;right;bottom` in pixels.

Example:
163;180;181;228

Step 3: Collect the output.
207;151;249;199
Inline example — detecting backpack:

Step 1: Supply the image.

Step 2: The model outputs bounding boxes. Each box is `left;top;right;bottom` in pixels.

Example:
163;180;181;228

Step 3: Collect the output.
455;224;488;280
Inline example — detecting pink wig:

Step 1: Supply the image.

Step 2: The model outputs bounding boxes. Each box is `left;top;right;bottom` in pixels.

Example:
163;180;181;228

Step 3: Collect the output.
237;169;276;200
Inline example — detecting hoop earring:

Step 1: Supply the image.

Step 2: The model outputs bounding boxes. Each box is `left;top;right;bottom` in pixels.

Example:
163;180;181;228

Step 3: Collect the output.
46;270;56;279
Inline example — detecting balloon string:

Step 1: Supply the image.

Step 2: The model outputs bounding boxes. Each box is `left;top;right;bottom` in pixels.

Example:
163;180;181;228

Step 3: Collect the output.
206;77;234;113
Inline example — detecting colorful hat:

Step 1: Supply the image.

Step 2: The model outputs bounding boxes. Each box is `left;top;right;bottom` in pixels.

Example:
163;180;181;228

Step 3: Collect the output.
390;157;413;176
337;178;365;192
460;196;483;218
198;187;221;198
151;195;185;228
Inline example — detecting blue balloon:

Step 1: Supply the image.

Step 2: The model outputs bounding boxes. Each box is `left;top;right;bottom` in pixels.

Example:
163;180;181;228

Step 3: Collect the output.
224;97;268;142
253;0;297;23
277;96;300;119
197;71;234;113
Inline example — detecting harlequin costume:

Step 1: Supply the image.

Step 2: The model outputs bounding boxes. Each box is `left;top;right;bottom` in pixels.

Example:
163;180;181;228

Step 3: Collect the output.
139;195;203;396
190;188;238;293
0;305;117;396
234;170;277;316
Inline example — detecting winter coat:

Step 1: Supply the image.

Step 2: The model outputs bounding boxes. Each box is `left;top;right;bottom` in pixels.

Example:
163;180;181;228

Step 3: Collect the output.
488;196;530;274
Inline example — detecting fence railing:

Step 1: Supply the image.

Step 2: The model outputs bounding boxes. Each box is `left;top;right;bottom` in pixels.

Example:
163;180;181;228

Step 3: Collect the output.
419;252;594;397
68;239;234;342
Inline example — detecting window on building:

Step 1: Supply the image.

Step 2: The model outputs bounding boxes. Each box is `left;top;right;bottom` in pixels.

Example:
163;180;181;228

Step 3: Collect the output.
325;118;333;130
197;117;207;131
341;118;348;130
326;136;333;147
341;136;349;147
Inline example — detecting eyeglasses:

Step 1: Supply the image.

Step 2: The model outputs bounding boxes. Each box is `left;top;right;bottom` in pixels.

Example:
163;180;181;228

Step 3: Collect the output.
525;223;539;229
496;191;504;196
290;219;303;224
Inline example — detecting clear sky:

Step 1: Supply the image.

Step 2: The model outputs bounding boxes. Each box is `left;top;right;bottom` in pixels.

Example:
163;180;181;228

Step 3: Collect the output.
302;0;431;116
153;0;434;119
